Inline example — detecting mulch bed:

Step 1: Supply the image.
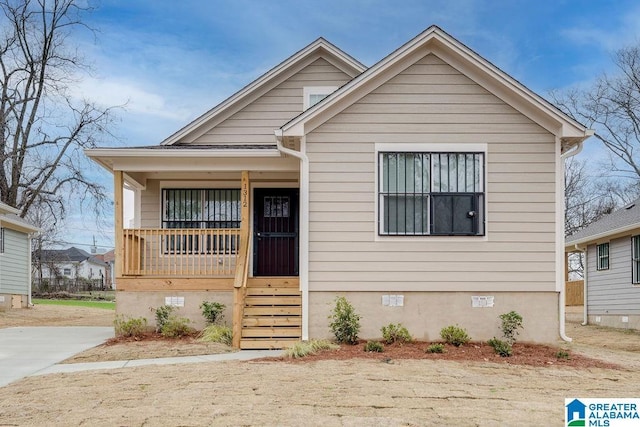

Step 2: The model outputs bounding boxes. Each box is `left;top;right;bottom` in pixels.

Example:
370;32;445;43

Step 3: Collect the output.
267;340;621;369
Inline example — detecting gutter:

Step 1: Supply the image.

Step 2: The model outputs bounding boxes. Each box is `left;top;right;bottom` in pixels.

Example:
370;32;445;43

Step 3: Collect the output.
275;131;310;341
557;138;587;342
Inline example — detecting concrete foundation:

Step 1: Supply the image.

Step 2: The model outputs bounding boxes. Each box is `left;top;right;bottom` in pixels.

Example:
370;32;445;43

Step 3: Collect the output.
588;314;640;331
309;291;560;344
0;293;27;310
116;291;234;331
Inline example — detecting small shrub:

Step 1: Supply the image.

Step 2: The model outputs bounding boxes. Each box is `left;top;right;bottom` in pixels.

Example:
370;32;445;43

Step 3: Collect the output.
381;323;412;344
328;296;361;344
556;350;570;360
199;324;233;346
200;301;226;324
499;311;523;345
426;343;445;354
488;337;512;357
153;305;175;332
160;316;193;338
285;340;339;358
114;315;147;338
364;341;384;352
440;325;470;347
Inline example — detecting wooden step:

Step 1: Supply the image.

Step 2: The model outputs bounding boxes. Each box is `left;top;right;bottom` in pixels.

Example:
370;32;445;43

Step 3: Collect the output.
242;316;302;327
246;277;299;288
246;287;301;296
244;306;301;316
240;338;299;350
245;296;301;306
241;327;301;338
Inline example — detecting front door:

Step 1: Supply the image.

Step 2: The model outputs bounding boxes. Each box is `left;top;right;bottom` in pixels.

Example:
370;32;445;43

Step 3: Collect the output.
253;188;299;276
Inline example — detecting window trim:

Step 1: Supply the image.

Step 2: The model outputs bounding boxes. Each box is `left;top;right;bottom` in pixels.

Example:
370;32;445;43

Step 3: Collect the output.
632;236;640;284
596;242;610;271
374;143;488;240
0;227;4;254
303;86;337;110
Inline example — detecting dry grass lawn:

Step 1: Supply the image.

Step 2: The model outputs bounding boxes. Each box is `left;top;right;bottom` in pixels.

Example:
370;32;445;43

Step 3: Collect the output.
1;304;640;426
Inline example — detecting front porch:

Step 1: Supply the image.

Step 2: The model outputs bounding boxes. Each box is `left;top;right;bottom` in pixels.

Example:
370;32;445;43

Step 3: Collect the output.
112;170;302;349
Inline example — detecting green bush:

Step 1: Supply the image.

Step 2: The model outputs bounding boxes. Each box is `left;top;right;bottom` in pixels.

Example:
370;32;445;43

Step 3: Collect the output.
285;340;339;358
488;337;512;357
199;324;233;345
426;343;445;354
381;323;412;344
439;325;470;347
153;305;175;332
556;350;570;360
499;311;523;345
114;315;147;338
364;341;384;352
160;316;193;338
200;301;226;324
328;296;361;344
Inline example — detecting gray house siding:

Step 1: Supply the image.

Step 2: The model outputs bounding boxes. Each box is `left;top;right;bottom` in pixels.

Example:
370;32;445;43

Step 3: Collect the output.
0;227;30;295
587;236;640;315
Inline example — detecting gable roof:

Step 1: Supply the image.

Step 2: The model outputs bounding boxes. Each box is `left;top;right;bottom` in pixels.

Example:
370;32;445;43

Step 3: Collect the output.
36;246;107;266
566;198;640;247
161;37;366;146
277;25;592;145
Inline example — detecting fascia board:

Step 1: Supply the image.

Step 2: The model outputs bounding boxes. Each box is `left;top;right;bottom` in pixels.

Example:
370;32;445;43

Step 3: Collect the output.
0;215;40;233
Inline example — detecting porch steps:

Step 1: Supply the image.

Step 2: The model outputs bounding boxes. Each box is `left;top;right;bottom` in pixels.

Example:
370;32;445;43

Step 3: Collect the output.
240;277;301;350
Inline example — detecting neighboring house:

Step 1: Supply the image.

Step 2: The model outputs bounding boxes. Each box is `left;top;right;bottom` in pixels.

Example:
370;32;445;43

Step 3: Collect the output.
35;247;109;289
0;202;39;310
565;198;640;329
87;26;592;348
96;249;115;289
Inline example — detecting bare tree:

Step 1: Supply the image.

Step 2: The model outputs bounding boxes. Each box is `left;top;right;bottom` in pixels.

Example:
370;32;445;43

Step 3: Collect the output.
564;157;617;238
0;0;115;221
551;45;640;181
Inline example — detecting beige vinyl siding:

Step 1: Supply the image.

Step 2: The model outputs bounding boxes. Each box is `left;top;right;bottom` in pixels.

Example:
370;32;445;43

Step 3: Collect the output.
306;53;557;293
192;58;352;145
0;228;30;295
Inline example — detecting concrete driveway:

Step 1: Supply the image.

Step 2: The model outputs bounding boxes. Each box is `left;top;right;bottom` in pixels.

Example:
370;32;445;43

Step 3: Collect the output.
0;326;113;387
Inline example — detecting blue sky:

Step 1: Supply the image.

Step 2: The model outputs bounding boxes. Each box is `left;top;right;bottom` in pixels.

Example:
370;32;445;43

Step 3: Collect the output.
66;0;640;250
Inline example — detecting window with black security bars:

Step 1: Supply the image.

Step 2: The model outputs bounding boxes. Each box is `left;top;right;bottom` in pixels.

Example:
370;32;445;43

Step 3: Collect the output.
162;188;241;254
379;152;484;236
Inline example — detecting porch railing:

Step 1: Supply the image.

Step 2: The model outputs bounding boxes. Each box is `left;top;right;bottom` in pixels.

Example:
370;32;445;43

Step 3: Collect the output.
122;228;241;276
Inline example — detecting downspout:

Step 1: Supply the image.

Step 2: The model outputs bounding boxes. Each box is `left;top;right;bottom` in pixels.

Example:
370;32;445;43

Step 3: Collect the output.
574;244;588;326
557;138;586;342
28;233;34;306
275;131;310;341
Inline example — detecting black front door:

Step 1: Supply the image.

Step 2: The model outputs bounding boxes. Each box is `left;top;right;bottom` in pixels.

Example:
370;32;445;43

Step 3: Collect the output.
253;188;299;276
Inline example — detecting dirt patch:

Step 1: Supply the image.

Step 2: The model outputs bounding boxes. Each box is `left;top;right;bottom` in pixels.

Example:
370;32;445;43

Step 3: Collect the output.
0;304;114;328
63;332;236;363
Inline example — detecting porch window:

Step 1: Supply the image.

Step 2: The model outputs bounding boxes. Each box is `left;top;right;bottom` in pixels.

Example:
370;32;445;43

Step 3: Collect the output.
162;188;240;254
596;243;609;271
379;152;484;236
633;236;640;284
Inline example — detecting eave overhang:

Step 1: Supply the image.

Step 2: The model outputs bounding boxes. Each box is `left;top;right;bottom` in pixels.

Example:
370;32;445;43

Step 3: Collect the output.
565;224;640;251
